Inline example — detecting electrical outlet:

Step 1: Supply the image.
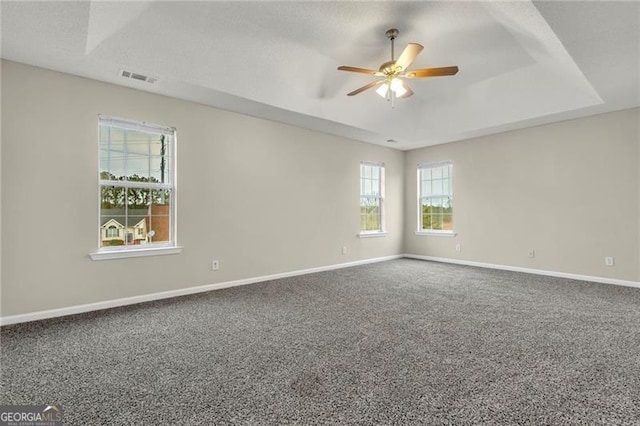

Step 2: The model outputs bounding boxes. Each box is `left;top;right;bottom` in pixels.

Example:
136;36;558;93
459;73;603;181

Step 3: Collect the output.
455;243;461;252
528;249;535;258
342;246;348;255
211;260;219;270
605;256;614;267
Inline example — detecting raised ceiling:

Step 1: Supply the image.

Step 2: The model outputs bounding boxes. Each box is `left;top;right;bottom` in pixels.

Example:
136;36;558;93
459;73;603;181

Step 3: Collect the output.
2;1;639;150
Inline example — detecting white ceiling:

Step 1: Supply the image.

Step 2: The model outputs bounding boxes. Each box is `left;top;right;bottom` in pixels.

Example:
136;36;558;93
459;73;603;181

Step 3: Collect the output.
2;1;639;150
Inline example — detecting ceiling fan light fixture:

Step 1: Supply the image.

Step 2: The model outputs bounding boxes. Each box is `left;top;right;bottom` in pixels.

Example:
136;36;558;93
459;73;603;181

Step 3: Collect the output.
376;83;389;98
390;78;407;97
376;78;407;99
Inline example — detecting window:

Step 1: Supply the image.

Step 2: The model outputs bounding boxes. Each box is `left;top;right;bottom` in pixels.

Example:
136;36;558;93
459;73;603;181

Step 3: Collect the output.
418;162;453;234
106;226;118;238
359;162;385;235
93;116;179;259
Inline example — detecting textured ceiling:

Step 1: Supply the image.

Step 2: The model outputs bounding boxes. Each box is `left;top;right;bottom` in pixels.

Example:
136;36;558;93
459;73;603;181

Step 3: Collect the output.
2;1;639;150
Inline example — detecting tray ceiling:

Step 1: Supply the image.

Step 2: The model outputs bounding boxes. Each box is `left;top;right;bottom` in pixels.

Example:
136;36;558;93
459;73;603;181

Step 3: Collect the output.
2;1;638;150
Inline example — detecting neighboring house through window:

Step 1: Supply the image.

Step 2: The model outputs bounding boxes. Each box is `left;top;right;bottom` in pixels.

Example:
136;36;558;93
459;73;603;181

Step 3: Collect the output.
96;116;177;254
418;161;453;234
359;161;385;235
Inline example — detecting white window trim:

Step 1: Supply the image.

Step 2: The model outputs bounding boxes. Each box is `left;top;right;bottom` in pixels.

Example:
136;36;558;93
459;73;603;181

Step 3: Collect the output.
93;115;179;260
417;161;454;234
415;230;457;237
358;231;388;238
417;160;452;169
90;246;183;261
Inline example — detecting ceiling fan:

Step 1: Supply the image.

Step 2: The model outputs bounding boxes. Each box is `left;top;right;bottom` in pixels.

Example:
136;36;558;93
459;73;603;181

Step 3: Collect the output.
338;28;459;105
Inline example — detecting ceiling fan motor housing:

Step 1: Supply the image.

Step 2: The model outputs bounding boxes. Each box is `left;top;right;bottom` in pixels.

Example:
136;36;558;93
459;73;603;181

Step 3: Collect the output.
385;28;399;40
379;61;399;75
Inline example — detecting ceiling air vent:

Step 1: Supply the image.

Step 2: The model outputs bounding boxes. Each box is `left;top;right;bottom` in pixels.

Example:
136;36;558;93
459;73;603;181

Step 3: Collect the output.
119;69;158;84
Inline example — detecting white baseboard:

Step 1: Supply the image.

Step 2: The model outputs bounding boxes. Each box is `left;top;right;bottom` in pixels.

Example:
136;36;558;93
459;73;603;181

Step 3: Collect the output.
3;253;636;326
403;254;640;289
0;255;403;326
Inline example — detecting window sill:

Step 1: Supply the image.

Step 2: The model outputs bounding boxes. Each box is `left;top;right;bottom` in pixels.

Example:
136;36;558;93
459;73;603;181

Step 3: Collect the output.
90;246;183;261
358;231;388;238
415;231;457;237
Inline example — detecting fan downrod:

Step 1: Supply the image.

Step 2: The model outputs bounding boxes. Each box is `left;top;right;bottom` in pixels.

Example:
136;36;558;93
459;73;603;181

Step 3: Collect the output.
385;28;399;61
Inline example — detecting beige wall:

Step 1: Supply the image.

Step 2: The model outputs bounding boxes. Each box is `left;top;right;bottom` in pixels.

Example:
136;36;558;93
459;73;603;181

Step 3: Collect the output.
1;60;638;319
0;61;404;317
637;108;640;278
405;108;640;282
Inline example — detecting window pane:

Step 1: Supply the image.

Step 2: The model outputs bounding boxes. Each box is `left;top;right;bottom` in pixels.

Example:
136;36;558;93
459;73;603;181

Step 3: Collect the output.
127;152;149;181
421;180;431;197
421;168;431;181
443;179;450;196
152;136;171;183
420;200;431;230
148;191;171;244
361;210;379;231
432;167;443;179
431;214;443;230
127;131;146;178
100;186;125;209
422;209;432;230
443;197;452;210
432;179;443;195
149;134;168;156
126;131;149;154
149;159;163;183
100;187;126;247
360;197;378;210
99;126;126;179
127;205;149;246
371;166;379;181
125;187;148;209
443;214;453;231
360;196;380;231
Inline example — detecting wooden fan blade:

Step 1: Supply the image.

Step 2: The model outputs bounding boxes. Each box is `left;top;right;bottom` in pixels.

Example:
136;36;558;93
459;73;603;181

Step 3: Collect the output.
395;43;424;71
400;80;414;98
338;66;383;76
347;80;384;96
405;66;459;78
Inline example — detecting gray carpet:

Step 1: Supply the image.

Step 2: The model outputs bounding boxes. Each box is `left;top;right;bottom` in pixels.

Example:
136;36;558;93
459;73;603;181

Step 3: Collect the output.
2;258;640;425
